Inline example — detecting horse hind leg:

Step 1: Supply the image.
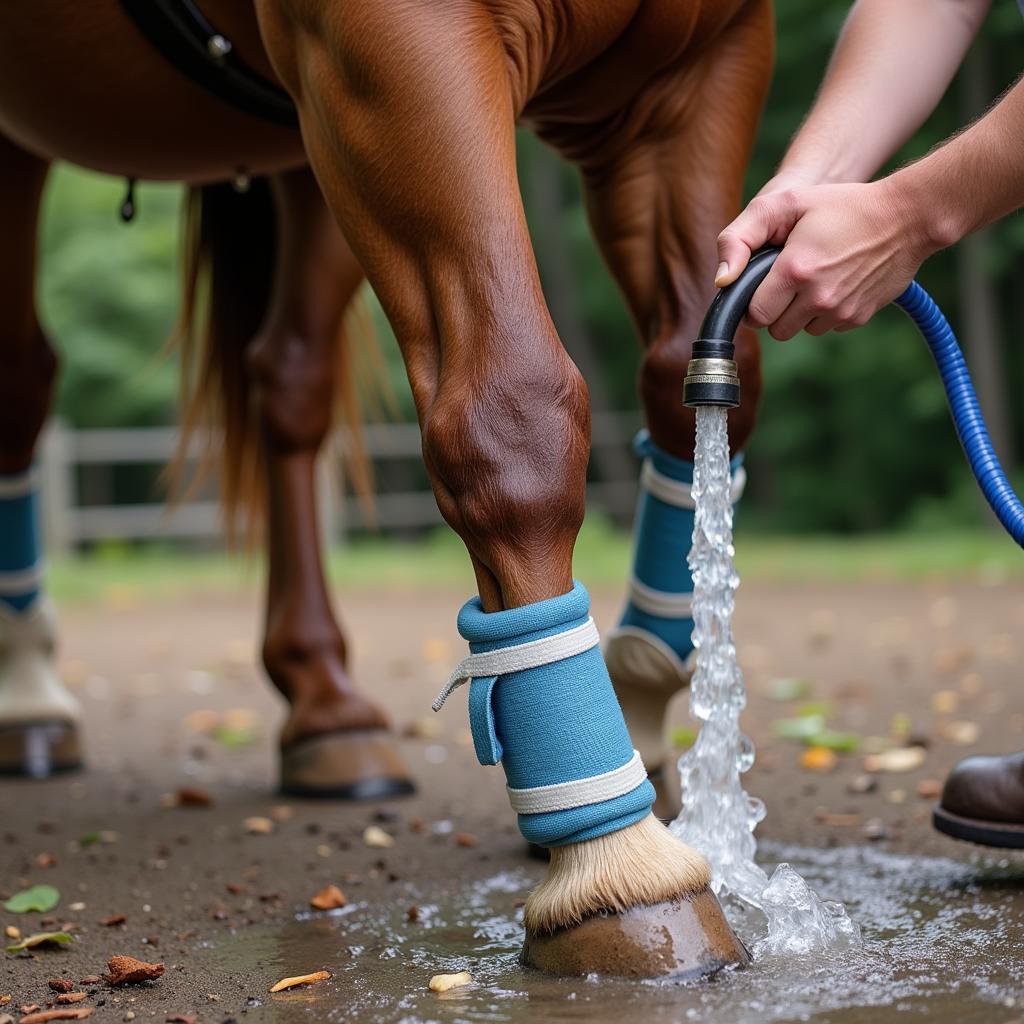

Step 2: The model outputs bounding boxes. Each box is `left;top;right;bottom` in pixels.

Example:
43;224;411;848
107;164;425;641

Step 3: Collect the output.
0;134;82;778
246;168;414;800
561;0;773;817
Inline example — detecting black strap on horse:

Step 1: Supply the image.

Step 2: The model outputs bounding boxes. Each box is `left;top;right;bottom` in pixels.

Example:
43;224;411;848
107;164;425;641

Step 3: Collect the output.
119;0;299;130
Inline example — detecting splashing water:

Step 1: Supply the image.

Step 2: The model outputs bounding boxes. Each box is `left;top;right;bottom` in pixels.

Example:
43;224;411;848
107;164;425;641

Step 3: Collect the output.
670;407;860;957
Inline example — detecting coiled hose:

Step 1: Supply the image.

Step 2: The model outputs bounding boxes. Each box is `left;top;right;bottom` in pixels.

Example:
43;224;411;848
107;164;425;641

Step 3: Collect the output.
684;246;1024;547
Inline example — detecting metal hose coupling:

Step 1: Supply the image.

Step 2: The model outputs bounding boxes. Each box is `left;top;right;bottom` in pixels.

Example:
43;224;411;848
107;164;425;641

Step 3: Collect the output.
683;246;782;409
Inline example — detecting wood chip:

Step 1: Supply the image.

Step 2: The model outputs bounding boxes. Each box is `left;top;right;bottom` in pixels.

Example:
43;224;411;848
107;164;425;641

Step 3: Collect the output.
309;886;346;911
100;914;127;927
78;978;100;987
17;1010;93;1023
54;996;86;1006
244;817;274;835
362;826;394;848
268;971;330;993
863;746;927;774
454;833;477;848
105;956;165;986
175;787;213;808
428;971;472;993
47;982;73;994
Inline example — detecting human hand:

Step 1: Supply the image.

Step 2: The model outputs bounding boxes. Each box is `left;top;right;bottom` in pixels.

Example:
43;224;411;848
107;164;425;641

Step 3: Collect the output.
715;179;934;340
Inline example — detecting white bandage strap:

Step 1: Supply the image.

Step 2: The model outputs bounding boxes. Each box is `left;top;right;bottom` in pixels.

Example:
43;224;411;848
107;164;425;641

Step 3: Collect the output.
506;749;647;814
0;467;39;499
628;576;693;618
431;616;600;713
0;561;44;595
640;459;747;509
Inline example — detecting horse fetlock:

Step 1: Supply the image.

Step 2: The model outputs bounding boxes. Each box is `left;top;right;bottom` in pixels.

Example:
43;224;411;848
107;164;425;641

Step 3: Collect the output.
0;601;80;726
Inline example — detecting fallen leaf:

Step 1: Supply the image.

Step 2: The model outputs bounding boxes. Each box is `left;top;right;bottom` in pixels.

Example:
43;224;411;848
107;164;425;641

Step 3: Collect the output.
454;833;477;848
4;886;60;914
175;788;213;808
800;747;837;772
17;1010;93;1023
105;955;165;986
863;746;927;774
807;729;861;753
54;995;86;1005
362;826;394;849
765;677;812;702
669;726;697;749
774;715;827;741
815;810;861;827
100;915;126;928
269;970;330;993
244;817;274;835
5;931;73;954
309;886;346;911
428;971;472;993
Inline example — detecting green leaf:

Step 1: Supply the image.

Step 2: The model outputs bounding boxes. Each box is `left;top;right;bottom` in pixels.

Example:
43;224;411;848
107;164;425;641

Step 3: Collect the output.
795;701;833;719
3;884;60;914
211;725;258;749
79;832;100;847
669;726;697;750
807;729;861;753
766;678;813;702
5;930;74;954
773;715;826;741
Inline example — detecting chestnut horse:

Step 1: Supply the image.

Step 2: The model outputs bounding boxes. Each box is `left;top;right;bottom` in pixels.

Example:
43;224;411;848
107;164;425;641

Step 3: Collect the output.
0;0;770;811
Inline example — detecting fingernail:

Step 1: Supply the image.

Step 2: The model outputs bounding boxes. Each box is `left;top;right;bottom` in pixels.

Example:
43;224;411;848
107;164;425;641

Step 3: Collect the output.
715;262;729;284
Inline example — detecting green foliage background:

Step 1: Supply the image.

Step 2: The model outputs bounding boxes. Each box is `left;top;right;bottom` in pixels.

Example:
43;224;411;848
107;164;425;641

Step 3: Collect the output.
37;1;1024;535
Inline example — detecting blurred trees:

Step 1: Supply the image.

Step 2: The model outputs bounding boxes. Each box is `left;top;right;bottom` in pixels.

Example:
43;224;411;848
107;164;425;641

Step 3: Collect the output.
37;0;1024;533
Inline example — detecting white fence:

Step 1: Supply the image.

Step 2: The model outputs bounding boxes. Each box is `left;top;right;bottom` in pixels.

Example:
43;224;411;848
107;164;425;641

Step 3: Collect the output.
39;414;641;552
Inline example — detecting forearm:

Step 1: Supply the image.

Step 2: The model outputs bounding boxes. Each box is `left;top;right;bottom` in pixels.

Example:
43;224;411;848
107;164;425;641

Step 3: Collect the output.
888;72;1024;250
774;0;989;188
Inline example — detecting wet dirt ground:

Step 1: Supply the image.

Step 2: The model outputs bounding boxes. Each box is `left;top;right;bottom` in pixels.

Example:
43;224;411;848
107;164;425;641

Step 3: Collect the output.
2;581;1023;1023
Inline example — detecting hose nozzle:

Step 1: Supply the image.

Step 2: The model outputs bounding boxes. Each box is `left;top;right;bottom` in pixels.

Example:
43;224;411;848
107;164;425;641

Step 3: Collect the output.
683;246;782;409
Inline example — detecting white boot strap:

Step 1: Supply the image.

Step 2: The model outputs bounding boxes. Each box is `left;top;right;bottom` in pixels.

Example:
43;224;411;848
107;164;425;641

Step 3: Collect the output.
629;577;694;618
506;749;647;814
640;459;746;509
431;617;600;713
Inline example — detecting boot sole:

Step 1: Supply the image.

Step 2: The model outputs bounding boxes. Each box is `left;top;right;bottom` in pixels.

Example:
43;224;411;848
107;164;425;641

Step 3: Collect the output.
932;805;1024;849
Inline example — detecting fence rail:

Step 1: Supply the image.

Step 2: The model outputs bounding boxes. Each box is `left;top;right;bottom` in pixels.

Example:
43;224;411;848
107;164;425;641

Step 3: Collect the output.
40;413;641;552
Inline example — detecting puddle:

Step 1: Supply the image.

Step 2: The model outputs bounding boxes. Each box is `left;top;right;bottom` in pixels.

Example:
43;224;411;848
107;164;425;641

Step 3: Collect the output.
206;845;1024;1023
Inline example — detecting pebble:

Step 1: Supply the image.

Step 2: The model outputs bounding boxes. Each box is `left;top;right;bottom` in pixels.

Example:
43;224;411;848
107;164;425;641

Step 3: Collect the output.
362;826;394;849
863;818;888;842
846;774;877;795
916;778;943;800
243;817;274;836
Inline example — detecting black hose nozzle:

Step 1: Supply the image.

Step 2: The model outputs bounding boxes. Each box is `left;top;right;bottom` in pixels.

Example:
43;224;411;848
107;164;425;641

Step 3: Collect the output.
683;246;782;408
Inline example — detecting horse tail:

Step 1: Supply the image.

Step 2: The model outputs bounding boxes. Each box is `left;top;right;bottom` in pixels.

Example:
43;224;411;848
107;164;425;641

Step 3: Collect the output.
170;179;379;547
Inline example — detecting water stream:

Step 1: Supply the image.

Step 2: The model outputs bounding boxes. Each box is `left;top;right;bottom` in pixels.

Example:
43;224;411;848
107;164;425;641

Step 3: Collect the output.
670;406;859;955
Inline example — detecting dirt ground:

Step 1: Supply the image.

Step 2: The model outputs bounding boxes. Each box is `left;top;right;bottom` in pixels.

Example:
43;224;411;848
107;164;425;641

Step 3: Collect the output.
1;580;1023;1023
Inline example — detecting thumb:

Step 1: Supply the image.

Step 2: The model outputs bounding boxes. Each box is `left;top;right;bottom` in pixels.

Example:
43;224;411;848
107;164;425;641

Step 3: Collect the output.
716;192;800;287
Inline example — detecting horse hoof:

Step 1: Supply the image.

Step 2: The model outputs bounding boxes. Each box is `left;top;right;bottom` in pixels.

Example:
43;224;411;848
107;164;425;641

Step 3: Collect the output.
279;729;416;800
521;888;750;980
0;720;83;779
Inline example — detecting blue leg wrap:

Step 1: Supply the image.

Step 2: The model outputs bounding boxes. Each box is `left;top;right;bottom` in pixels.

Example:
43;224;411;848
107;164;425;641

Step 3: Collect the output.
453;582;654;847
0;469;43;614
619;431;743;661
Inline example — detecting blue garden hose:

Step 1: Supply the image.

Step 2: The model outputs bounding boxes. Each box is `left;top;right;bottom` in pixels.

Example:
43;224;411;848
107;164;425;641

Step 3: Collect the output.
683;246;1024;548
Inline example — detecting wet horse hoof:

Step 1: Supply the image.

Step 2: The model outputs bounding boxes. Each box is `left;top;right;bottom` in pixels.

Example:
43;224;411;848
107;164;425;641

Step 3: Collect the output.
0;720;83;779
279;729;416;800
521;889;750;980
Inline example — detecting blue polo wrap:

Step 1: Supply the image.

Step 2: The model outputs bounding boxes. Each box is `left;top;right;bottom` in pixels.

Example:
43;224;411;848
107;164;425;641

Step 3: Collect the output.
452;582;654;847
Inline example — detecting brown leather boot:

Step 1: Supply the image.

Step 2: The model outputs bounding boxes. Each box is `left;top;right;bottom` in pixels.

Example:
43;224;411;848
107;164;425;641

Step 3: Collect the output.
932;751;1024;849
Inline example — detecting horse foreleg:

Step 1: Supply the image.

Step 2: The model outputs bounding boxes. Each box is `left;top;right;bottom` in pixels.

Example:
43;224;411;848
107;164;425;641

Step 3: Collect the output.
248;167;414;799
561;0;774;813
256;2;744;977
0;134;81;778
